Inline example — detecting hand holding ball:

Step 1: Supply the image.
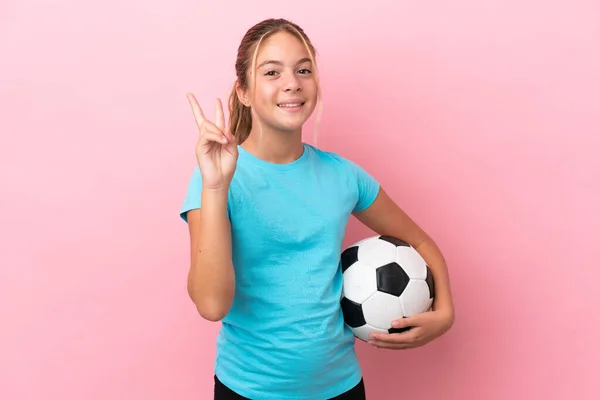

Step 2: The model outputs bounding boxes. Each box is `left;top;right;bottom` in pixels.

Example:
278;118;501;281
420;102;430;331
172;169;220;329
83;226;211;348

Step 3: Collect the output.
340;235;435;342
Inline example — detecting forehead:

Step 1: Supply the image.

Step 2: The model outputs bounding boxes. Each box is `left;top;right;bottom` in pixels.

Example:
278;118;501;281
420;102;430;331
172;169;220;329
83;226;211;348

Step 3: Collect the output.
255;31;310;63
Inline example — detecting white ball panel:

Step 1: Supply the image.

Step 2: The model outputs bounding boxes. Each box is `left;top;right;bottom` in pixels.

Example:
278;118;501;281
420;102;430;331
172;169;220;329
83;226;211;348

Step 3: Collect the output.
361;291;404;330
352;324;388;342
342;260;377;304
357;238;397;267
399;279;431;317
349;236;373;248
395;246;428;280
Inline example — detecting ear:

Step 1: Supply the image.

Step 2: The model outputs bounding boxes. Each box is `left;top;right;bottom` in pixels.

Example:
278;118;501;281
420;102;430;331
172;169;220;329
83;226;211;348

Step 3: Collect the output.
236;81;250;107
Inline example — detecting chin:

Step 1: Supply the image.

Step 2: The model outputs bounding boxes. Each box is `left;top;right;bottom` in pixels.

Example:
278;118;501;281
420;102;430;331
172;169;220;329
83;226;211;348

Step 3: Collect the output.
280;116;311;131
272;122;303;134
274;105;314;129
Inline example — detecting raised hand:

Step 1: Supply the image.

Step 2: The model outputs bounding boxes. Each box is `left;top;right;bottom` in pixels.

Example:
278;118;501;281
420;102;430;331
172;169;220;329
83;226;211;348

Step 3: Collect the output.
186;94;238;191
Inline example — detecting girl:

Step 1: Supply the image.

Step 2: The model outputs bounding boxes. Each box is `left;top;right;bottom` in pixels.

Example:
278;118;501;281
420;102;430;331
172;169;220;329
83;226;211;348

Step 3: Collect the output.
181;18;455;400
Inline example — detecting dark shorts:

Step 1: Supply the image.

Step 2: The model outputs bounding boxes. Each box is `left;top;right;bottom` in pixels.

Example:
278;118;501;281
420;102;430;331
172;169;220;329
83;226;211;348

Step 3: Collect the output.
214;375;366;400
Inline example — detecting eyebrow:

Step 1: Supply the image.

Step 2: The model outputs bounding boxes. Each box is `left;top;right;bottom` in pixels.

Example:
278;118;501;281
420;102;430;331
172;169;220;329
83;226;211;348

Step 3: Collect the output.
257;57;312;69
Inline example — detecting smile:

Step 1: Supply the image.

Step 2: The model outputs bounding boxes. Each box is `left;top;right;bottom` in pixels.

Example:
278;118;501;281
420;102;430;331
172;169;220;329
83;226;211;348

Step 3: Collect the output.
277;102;305;108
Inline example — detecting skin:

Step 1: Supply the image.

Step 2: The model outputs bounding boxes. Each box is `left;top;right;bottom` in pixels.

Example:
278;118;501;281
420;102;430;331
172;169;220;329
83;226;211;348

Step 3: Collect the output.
185;31;455;349
184;95;236;322
236;31;317;164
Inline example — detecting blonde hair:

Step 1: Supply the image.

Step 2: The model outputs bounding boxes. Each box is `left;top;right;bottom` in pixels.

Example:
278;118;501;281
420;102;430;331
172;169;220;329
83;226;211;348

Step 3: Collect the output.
228;18;323;145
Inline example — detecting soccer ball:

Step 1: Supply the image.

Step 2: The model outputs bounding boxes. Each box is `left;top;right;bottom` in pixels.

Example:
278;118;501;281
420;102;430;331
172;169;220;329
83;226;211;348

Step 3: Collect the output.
340;235;435;342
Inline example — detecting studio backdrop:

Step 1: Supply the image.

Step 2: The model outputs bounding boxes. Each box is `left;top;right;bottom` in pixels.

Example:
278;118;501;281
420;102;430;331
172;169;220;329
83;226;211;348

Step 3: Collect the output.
1;1;598;399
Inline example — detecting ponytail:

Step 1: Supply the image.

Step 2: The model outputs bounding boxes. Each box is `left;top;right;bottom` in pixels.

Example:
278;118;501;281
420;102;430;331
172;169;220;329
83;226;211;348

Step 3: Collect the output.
228;83;252;144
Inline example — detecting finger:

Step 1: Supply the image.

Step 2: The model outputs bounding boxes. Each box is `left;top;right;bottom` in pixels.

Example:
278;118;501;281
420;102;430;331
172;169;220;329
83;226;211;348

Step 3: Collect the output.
391;314;424;330
214;98;226;131
209;123;234;144
368;339;414;350
186;93;206;129
369;329;419;343
368;333;418;348
389;326;414;334
202;122;230;142
199;130;228;146
214;98;235;143
223;127;235;143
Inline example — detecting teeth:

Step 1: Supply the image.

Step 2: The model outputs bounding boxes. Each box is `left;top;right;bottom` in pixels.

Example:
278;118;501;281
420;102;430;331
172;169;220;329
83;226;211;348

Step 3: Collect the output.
279;103;302;108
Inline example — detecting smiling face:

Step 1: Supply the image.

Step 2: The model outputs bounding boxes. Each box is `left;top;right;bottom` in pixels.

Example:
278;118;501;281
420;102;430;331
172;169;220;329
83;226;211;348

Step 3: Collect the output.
238;31;319;136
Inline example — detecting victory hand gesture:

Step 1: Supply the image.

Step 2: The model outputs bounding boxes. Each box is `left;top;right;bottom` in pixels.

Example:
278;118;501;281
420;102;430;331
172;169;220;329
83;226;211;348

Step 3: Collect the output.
187;94;238;190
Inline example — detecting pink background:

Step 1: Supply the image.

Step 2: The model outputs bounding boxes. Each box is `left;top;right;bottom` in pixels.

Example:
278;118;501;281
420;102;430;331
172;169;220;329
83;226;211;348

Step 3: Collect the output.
2;1;599;399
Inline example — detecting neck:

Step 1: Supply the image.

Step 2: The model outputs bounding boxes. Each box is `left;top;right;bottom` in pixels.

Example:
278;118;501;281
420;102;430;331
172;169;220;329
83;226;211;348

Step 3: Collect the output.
241;125;304;164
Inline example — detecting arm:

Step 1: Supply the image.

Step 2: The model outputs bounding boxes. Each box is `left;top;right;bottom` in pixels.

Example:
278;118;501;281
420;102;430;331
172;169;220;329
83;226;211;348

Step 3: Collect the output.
353;187;455;322
186;187;235;321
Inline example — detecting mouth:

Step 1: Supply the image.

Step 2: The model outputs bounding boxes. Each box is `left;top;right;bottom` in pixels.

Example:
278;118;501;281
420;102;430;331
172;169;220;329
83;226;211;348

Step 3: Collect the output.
277;101;305;109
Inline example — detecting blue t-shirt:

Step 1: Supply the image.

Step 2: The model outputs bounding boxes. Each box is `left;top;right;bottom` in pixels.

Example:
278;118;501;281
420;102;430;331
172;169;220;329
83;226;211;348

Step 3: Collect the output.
180;143;380;399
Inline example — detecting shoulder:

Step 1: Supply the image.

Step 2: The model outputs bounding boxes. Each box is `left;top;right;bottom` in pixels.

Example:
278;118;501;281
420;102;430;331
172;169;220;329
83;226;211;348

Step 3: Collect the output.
304;144;355;167
305;144;368;175
305;144;380;212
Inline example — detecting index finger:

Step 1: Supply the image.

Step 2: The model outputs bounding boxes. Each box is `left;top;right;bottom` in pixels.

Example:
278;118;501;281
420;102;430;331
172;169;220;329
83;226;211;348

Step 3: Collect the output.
186;93;205;129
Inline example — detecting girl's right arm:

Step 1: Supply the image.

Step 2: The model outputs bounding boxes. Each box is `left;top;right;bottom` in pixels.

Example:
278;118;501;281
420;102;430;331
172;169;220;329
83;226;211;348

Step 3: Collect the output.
187;187;235;321
185;93;239;321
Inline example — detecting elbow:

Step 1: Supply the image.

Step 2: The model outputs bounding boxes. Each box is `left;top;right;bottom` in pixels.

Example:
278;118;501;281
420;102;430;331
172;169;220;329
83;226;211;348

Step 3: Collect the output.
186;264;235;322
187;284;232;322
196;304;229;322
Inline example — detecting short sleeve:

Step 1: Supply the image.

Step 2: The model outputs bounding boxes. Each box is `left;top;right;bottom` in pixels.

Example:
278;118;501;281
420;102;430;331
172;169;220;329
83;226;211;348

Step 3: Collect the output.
179;165;203;223
347;159;380;213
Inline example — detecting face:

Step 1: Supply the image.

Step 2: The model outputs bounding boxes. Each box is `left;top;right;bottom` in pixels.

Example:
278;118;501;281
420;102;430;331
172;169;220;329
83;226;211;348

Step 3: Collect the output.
239;31;318;135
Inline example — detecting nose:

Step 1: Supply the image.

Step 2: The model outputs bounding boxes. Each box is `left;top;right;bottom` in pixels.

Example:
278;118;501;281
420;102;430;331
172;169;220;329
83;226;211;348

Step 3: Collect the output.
282;72;302;93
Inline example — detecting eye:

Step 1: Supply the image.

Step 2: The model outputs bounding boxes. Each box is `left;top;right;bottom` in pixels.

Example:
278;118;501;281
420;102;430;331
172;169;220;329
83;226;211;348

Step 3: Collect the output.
298;68;312;74
264;70;278;76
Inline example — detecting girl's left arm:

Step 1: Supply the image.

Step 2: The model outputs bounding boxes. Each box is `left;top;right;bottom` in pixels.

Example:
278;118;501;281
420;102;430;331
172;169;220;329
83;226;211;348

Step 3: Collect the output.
353;187;455;349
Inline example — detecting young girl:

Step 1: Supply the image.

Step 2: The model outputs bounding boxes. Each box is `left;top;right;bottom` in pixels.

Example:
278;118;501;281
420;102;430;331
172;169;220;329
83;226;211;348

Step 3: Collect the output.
181;18;455;400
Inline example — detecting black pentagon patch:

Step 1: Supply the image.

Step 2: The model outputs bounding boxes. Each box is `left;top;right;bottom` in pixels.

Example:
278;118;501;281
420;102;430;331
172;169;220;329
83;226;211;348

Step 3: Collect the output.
425;266;435;298
379;235;410;247
340;246;359;273
340;296;365;328
389;326;413;334
376;262;410;297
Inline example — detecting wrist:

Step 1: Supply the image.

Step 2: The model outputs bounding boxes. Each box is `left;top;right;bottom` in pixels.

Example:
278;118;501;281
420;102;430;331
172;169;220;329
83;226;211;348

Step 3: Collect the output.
432;297;454;318
202;184;230;195
201;186;229;211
